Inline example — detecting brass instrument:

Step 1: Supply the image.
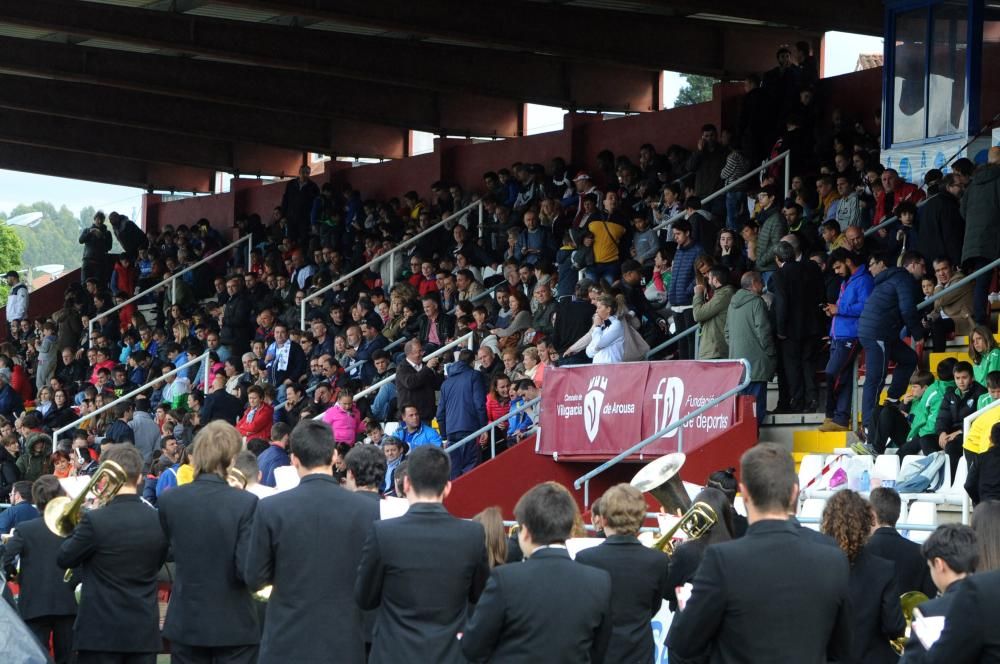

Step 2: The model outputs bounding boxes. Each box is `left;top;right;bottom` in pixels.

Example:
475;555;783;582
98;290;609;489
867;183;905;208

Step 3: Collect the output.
890;590;930;655
227;467;248;489
44;460;129;537
650;501;718;554
630;453;718;554
252;585;273;602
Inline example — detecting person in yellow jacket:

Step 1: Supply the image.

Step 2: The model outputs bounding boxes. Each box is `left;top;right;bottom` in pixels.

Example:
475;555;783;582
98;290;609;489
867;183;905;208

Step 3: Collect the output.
964;371;1000;460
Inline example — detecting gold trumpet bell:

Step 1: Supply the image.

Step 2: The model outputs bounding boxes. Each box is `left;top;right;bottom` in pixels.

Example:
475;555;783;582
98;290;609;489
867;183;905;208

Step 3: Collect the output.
630;452;692;515
44;460;129;537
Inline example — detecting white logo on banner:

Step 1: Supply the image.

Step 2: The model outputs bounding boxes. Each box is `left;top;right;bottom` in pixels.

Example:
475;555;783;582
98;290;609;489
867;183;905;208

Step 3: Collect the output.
652;377;684;438
583;375;608;443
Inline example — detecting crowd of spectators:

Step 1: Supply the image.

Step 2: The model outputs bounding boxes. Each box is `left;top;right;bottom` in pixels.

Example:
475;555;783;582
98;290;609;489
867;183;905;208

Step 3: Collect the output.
0;42;998;510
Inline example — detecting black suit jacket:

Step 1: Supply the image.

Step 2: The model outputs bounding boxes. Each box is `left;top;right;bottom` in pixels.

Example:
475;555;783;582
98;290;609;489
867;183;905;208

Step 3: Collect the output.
1;517;78;620
200;390;245;426
355;502;490;664
667;519;851;664
157;474;259;647
461;547;612;664
847;548;905;664
866;527;936;597
244;473;379;664
576;534;670;664
57;494;168;653
906;569;1000;663
395;360;443;422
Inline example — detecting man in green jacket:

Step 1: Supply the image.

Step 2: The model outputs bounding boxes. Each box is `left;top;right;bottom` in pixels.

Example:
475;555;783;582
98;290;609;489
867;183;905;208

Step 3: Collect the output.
693;266;736;360
726;271;776;429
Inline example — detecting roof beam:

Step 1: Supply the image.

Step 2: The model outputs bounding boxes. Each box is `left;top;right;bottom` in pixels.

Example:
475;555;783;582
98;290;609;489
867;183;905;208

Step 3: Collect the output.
636;0;881;36
0;36;523;137
0;73;409;158
0;107;310;176
0;142;215;192
0;0;716;103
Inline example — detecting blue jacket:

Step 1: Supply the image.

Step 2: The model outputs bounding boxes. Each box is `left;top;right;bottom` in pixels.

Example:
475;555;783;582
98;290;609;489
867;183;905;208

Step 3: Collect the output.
436;361;487;440
257;443;290;488
668;241;705;307
858;267;925;341
399;423;442;450
0;501;40;534
831;265;874;339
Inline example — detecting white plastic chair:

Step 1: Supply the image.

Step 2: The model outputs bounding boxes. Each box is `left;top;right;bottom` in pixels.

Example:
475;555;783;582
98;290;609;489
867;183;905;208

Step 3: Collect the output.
873;455;901;483
798;454;825;491
383;421;401;437
902;501;938;544
950;456;968;494
798;498;827;531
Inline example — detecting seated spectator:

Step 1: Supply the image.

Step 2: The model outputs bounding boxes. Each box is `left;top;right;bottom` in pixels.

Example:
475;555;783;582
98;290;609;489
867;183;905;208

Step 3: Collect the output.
924;257;974;352
935;361;986;477
235;386;274;440
397;404;442;450
969;325;1000;387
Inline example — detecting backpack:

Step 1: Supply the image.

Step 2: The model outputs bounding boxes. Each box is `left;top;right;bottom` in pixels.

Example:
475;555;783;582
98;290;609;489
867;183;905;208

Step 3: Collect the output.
868;403;910;454
895;452;948;493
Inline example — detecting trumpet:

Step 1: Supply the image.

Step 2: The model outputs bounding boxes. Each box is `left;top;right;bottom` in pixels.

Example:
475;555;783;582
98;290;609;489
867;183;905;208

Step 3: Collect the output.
44;460;129;537
651;501;718;555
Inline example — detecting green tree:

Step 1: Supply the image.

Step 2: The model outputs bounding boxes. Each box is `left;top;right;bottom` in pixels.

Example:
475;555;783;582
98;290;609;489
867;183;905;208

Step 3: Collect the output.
675;75;719;107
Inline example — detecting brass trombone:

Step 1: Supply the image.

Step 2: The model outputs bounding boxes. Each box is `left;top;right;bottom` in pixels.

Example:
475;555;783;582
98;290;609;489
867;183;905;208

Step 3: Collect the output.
890;590;930;655
630;452;718;554
44;460;129;537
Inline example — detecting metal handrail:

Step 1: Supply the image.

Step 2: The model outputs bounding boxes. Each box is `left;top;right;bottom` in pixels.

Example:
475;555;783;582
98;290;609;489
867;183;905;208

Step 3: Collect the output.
863;193;937;237
653;151;790;233
796;516;938;533
52;351;210;450
645;324;700;359
443;396;540;455
89;233;252;342
918;255;1000;310
301;199;484;328
573;358;751;506
448;280;504;315
311;332;474;420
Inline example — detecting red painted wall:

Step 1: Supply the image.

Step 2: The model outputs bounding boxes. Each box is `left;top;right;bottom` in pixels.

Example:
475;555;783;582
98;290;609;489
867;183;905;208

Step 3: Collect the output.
445;397;756;519
816;67;883;135
156;191;235;233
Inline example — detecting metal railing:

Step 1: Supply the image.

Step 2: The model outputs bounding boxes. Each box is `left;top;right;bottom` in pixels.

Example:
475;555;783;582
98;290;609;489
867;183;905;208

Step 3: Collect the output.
448;280;504;315
573;358;751;506
444;396;540;459
796;516;938;533
863;193;938;237
653;151;790;233
52;351;210;450
89;234;253;342
312;332;475;420
645;324;700;360
918;255;1000;310
301;199;484;328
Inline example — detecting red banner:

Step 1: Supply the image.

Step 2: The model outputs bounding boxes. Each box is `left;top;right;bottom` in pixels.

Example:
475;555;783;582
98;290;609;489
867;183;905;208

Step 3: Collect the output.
538;360;745;458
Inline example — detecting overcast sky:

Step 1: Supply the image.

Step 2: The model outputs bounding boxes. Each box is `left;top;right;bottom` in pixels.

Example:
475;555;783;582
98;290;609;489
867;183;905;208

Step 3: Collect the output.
0;32;884;220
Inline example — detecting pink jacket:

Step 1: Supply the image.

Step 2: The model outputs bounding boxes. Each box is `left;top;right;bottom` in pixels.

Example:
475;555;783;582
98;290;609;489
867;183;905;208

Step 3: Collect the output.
322;403;365;444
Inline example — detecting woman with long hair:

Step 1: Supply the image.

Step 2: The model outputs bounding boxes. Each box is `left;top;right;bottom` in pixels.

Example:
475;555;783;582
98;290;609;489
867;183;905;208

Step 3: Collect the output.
714;228;749;277
586;293;626;364
665;487;734;611
821;490;903;664
43;388;76;432
481;375;512;459
972;500;1000;571
969;325;1000;386
472;506;508;568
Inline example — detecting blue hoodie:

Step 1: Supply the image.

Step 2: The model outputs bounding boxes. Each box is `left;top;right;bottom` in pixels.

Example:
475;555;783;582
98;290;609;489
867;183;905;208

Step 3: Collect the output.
436;361;487;439
830;264;874;339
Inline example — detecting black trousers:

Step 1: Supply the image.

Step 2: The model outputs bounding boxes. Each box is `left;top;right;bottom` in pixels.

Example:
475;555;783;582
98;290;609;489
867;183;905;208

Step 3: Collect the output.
675;309;697;360
779;336;818;409
76;652;157;664
26;615;75;664
929;317;955;353
169;642;258;664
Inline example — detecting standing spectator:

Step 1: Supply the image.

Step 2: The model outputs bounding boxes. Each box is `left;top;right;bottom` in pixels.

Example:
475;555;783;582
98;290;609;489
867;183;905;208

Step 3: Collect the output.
437;350;487;478
753;186;787;286
281;165;320;244
669;219;705;360
720;145;751;230
726;271;776;426
687;124;729;217
34;320;58;391
588;196;627;284
917;173;965;269
394;340;442;423
108;212;148;259
693;266;736;360
960;146;1000;325
129;397;161;464
5;270;28;336
79;211;113;285
771;242;822;412
220;276;253;358
821;249;873;432
858;253;925;439
586;294;626;365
